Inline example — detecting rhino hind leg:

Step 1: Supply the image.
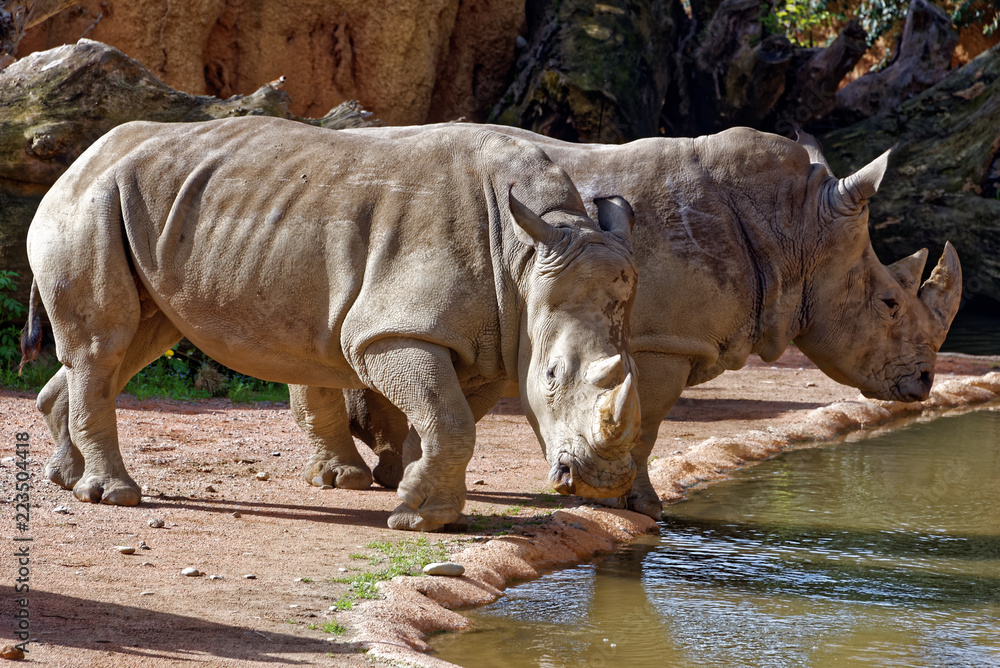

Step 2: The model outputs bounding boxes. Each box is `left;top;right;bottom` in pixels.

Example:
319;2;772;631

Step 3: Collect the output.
41;304;182;504
38;367;84;489
291;385;374;490
344;388;408;488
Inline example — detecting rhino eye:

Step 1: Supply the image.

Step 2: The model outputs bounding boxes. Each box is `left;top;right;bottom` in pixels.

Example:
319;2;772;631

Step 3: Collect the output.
881;297;899;315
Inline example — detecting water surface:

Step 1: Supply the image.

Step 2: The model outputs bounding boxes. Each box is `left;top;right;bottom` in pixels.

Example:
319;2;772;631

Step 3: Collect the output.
434;409;1000;668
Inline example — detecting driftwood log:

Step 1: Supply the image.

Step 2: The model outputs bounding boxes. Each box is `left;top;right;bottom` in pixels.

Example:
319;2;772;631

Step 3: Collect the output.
0;39;376;309
821;43;1000;305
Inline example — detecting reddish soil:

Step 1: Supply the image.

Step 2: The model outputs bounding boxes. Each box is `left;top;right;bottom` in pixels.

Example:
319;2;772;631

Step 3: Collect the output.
1;349;997;666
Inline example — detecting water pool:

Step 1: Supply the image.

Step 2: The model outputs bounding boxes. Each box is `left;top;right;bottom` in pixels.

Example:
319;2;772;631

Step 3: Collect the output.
433;409;1000;668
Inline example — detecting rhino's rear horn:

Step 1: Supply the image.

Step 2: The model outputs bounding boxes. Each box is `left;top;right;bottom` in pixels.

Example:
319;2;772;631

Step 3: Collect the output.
584;354;625;388
918;242;962;343
888;248;929;293
592;372;640;458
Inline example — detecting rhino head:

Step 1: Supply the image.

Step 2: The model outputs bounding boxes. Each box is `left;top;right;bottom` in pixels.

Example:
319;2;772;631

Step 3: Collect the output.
794;140;962;402
508;190;640;498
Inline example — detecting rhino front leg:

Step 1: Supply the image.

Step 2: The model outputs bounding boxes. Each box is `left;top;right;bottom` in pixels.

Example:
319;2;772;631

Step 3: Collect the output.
361;338;480;532
291;385;374;490
624;352;692;519
344;388;409;488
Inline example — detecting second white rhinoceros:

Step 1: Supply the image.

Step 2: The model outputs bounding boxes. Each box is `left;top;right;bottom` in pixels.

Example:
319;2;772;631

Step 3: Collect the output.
20;117;643;531
333;124;963;518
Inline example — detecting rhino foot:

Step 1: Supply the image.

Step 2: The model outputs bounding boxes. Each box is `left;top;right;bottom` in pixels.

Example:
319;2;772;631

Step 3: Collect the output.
589;489;663;519
304;457;372;490
72;473;141;506
387;503;463;532
372;451;404;489
45;446;85;490
626;491;664;520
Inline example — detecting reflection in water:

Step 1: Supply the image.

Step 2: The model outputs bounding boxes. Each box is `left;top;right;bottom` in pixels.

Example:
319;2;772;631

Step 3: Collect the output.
433;409;1000;668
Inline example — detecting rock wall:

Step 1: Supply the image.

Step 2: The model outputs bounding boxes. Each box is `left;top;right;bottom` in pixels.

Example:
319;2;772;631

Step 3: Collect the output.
18;0;524;125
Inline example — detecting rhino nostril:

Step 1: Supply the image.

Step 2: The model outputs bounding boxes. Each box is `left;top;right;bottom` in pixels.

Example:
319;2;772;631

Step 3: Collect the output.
919;370;932;388
556;463;571;479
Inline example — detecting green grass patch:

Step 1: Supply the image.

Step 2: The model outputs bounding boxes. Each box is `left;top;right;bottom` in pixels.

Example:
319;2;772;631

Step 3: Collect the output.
331;537;450;603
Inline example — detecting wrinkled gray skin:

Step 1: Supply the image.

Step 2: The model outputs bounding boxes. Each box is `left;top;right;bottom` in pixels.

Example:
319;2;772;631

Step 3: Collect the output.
22;117;642;531
337;124;963;519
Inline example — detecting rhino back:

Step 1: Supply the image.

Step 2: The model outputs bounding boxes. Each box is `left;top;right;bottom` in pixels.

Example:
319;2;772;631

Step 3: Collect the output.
41;118;564;387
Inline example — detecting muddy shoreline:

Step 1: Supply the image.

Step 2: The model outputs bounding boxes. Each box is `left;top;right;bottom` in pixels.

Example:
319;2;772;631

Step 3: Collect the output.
1;349;998;667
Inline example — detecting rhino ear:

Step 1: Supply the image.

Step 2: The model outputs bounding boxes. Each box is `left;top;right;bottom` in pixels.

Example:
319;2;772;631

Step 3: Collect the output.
795;130;834;177
888;248;929;294
508;184;562;247
594;196;634;241
836;148;891;211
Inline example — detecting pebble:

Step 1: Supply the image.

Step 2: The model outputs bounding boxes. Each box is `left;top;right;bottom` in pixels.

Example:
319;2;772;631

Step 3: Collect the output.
148;517;165;528
510;524;525;533
181;567;202;577
140;591;154;596
115;546;136;555
422;562;465;577
209;575;224;580
255;472;269;481
472;479;486;485
141;562;154;567
53;505;71;514
272;451;281;456
338;568;348;572
231;511;242;518
205;485;217;493
244;574;257;579
805;382;817;387
1;644;25;660
139;541;150;550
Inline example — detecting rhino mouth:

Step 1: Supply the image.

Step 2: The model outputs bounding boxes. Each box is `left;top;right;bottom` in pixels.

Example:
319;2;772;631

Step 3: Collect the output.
861;363;935;402
549;451;635;498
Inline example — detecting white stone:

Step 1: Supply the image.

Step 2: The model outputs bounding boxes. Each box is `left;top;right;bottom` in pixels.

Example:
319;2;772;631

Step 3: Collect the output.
181;567;202;577
422;562;465;577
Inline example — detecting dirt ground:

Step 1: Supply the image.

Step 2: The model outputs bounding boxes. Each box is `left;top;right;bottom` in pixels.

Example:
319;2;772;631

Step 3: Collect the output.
1;349;997;667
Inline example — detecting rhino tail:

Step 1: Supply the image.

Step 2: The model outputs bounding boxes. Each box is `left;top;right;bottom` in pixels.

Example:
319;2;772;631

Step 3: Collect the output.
18;279;43;375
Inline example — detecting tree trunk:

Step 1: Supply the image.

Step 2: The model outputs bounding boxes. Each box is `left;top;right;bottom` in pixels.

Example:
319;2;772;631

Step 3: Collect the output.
820;43;1000;305
0;39;376;310
833;0;959;124
767;19;868;134
490;0;680;143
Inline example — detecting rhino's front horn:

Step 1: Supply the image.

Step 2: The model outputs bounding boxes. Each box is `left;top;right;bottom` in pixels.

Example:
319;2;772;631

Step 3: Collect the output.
592;372;641;457
584;354;625;388
888;248;929;293
918;242;962;344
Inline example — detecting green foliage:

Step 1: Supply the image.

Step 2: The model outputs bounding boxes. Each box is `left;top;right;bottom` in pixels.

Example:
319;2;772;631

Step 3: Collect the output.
763;0;844;46
951;0;999;35
0;271;60;391
331;537;450;603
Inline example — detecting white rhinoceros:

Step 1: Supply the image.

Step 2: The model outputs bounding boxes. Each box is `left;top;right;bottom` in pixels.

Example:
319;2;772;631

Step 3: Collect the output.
332;124;963;518
19;116;643;531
